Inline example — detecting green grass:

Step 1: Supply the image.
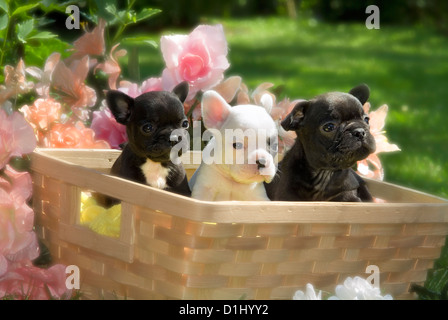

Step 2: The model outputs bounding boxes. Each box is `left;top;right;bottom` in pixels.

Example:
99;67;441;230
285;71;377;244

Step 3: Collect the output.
126;16;448;199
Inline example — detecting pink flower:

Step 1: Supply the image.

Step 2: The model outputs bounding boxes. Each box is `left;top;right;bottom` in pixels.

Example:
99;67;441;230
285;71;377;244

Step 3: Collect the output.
51;56;97;121
43;121;110;149
0;110;36;168
26;52;61;97
161;24;229;101
0;264;71;300
271;98;302;155
95;43;127;90
91;104;127;149
20;98;62;133
118;77;163;98
184;76;243;121
357;103;400;180
0;166;39;277
0;59;34;105
68;19;106;61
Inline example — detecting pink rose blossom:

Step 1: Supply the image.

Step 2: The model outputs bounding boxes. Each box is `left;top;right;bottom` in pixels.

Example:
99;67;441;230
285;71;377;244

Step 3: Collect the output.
118;77;163;98
161;24;229;101
91;104;127;149
0;110;37;168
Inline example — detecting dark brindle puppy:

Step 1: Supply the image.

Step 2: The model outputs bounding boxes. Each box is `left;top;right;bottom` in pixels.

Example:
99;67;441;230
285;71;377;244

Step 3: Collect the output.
98;82;191;207
265;84;376;202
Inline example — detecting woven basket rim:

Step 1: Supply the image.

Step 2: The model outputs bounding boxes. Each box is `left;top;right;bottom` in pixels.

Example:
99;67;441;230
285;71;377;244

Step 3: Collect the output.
30;148;448;224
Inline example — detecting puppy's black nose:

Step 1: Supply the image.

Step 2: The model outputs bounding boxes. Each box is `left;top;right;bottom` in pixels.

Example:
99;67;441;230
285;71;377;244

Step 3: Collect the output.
352;128;366;140
256;158;266;169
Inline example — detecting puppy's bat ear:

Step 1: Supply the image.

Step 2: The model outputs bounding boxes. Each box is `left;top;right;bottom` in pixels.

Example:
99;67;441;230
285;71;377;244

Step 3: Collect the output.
281;100;309;131
172;81;189;103
106;90;134;125
349;84;370;105
201;90;232;129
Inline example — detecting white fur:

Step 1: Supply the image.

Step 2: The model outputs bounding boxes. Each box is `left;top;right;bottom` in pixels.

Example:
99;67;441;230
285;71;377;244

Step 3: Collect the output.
140;159;170;189
190;90;278;201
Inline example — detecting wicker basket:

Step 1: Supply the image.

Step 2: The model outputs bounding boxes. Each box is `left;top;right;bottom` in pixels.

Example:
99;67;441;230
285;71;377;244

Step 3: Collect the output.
30;148;448;300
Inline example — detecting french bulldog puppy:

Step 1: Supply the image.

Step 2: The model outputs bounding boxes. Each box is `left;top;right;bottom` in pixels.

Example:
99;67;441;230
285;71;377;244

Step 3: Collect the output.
101;82;191;206
190;90;278;201
265;84;376;202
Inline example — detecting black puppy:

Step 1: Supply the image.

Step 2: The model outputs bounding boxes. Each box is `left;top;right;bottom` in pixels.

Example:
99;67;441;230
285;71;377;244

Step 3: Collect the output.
266;84;376;202
100;82;191;206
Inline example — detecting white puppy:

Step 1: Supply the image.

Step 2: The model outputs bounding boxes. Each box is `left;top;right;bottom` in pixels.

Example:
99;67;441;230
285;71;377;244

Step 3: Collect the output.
190;90;278;201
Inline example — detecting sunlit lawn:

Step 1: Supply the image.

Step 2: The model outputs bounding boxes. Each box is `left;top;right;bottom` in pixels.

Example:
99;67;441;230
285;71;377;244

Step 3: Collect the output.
125;16;448;199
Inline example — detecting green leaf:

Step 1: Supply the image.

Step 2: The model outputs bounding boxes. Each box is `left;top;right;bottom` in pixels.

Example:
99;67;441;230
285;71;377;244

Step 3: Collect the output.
136;8;161;22
0;14;7;30
39;0;74;14
0;0;8;14
121;35;158;48
104;4;126;26
11;3;39;17
17;19;34;43
29;31;57;40
105;3;117;15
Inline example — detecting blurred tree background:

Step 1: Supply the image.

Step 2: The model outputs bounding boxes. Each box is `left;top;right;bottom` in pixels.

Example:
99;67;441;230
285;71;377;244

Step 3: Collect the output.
136;0;448;34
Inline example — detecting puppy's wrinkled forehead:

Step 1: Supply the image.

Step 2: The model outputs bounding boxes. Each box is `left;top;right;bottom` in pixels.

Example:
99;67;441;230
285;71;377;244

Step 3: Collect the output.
133;92;185;124
313;92;364;121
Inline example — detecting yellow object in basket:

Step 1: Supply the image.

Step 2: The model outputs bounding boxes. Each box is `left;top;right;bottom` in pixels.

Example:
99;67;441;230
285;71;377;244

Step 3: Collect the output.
80;192;121;238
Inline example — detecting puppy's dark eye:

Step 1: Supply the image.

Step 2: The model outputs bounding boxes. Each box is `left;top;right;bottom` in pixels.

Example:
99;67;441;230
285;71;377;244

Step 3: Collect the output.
322;123;336;132
233;142;243;150
141;123;153;134
181;120;189;129
364;116;370;125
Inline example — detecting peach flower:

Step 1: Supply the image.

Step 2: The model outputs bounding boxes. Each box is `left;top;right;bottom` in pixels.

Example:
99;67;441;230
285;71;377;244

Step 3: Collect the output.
161;24;229;101
95;43;127;90
43;121;110;149
20;98;62;133
0;59;34;105
51;56;97;121
67;18;106;62
26;52;61;98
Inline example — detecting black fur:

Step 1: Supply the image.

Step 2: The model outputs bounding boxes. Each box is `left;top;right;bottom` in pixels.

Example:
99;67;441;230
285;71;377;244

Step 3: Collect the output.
99;82;191;206
265;84;376;202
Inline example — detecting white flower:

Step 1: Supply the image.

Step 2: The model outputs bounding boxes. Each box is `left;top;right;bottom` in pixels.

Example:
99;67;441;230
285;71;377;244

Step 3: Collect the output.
293;283;322;300
328;276;393;300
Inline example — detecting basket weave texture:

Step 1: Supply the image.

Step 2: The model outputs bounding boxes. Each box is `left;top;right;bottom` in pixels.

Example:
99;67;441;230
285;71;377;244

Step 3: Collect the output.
31;149;448;300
